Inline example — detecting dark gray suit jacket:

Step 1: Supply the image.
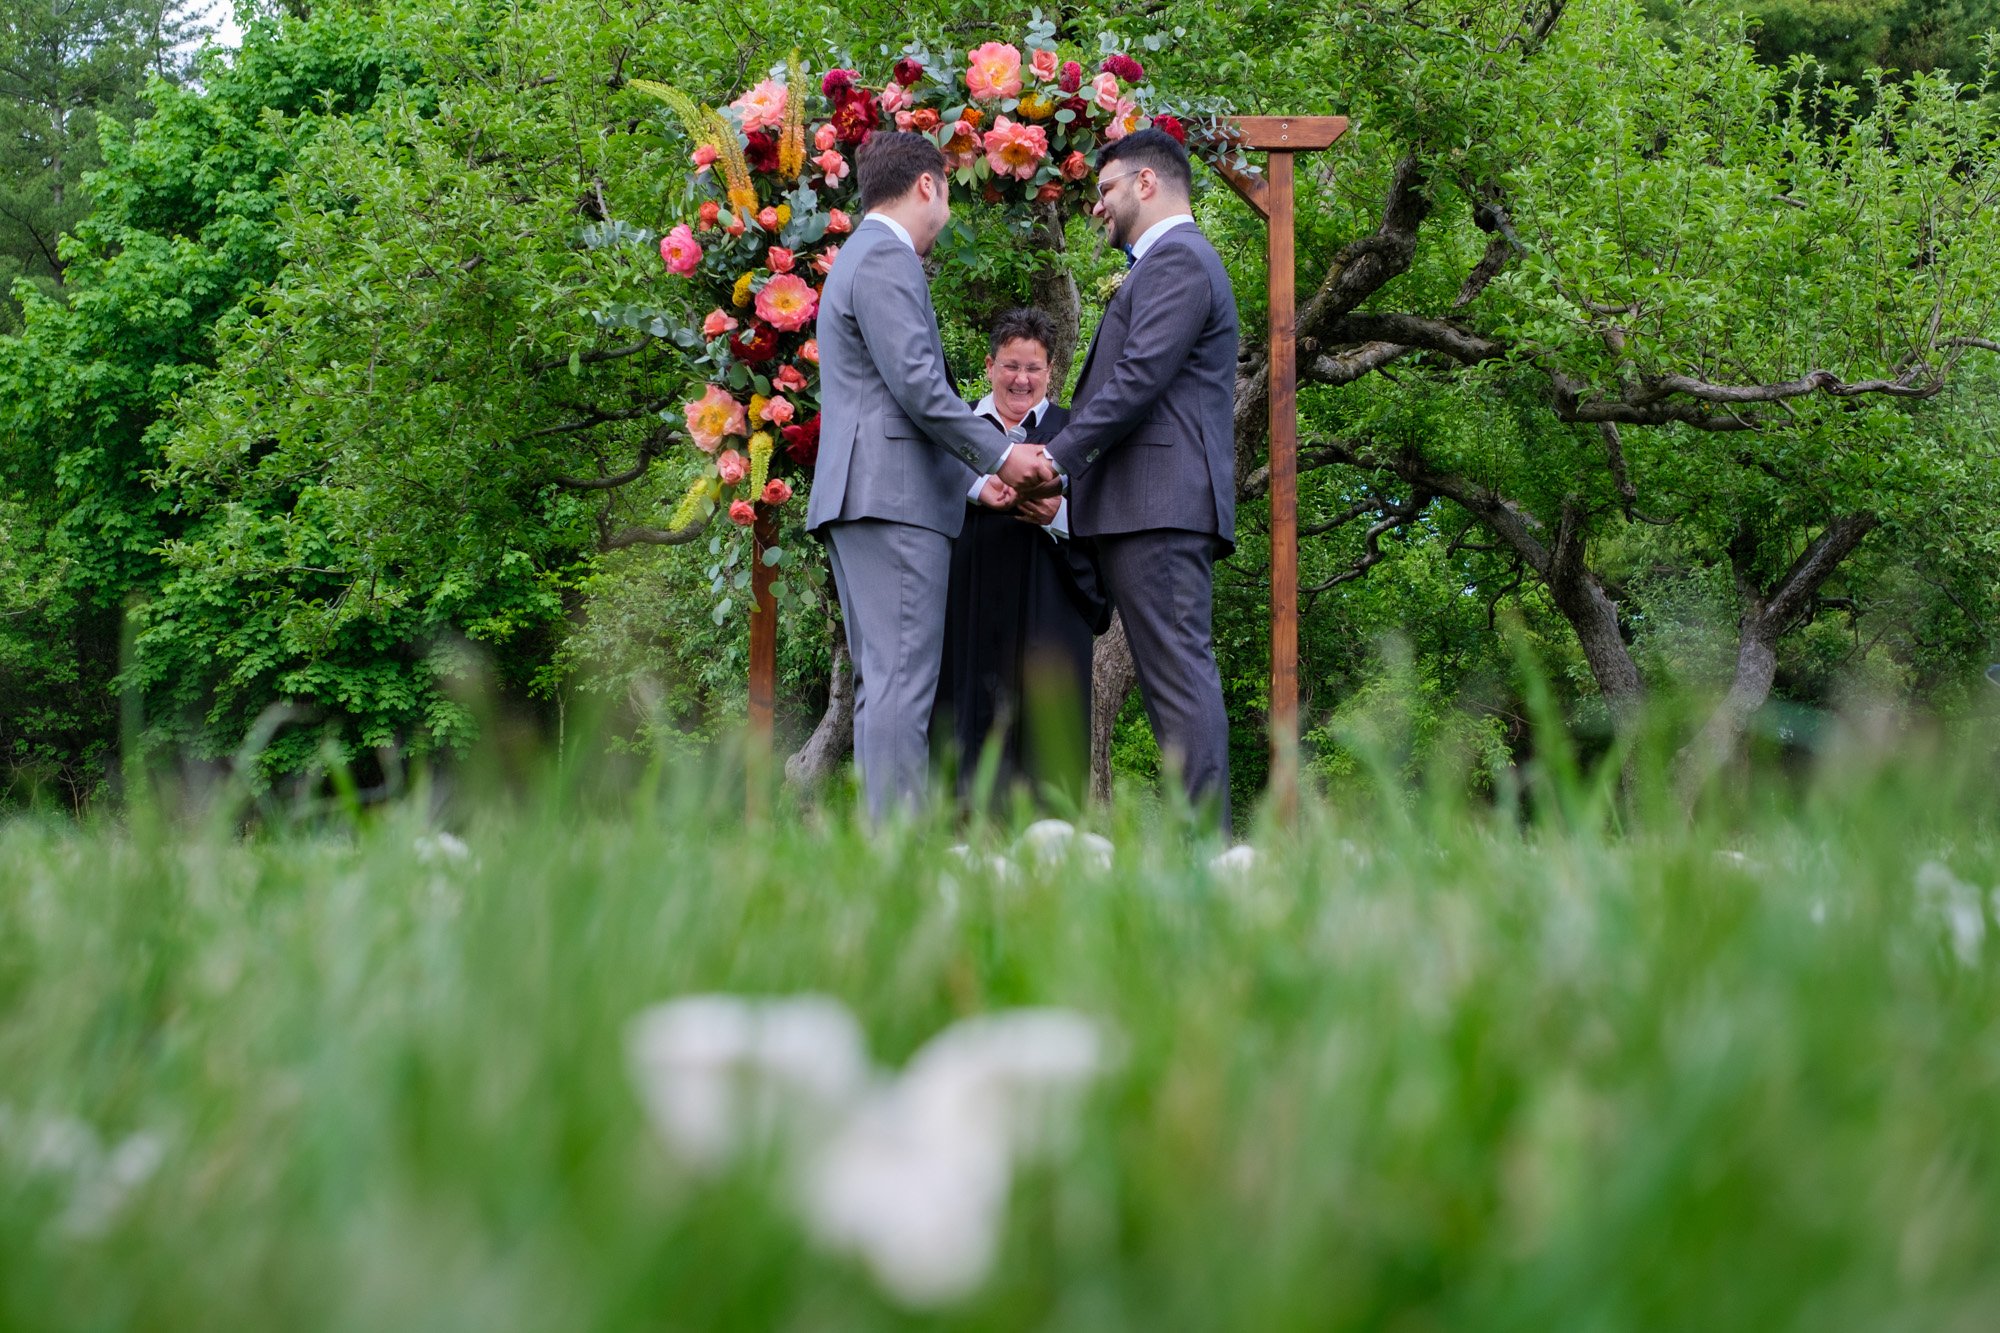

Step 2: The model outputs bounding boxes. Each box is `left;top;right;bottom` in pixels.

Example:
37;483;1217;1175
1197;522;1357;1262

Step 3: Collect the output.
805;219;1009;537
1043;224;1239;550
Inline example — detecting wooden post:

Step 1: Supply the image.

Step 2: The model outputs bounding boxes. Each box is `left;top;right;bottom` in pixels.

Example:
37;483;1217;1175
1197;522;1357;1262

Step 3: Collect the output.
748;506;778;814
1209;116;1348;823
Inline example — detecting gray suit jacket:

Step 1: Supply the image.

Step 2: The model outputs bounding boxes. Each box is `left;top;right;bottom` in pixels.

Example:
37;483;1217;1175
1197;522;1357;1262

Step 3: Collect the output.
805;220;1009;536
1043;225;1239;550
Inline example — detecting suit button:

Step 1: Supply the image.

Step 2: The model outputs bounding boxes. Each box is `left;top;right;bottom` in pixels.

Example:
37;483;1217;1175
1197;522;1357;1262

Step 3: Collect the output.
1087;451;1099;461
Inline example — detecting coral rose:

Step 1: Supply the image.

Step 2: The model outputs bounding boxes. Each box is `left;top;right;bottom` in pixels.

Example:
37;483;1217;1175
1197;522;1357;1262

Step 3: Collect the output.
716;449;748;485
762;478;793;505
1092;71;1121;112
880;84;911;116
660;224;702;276
826;209;852;234
892;57;924;87
894;110;915;131
684;385;747;453
1060;150;1090;181
774;364;808;392
761;395;795;425
728;500;756;527
756;205;780;231
1030;48;1060;83
701;308;738;337
910;107;940;133
767;246;795;273
698;200;721;228
732;80;787;133
982;116;1048;181
1035;182;1064;203
964;42;1023;101
816;149;849;184
692;144;718;168
814;123;838;152
800;339;819;364
813;244;839;275
754;273;818;332
726;213;746;237
1059;60;1083;93
1101;53;1145;83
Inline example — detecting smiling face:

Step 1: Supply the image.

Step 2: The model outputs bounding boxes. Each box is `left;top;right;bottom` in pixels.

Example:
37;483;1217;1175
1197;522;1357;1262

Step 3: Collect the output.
985;337;1051;427
1090;164;1151;250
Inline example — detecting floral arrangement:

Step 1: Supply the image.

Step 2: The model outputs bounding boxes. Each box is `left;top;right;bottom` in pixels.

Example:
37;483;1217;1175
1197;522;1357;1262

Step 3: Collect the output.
615;33;1198;617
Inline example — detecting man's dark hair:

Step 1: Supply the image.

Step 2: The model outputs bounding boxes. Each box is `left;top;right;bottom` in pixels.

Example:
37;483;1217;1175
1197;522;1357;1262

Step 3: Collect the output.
987;307;1059;360
857;132;948;211
1096;127;1192;196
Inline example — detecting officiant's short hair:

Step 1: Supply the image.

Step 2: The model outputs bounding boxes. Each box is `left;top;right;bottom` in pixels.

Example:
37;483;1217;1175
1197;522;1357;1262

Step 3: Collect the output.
857;132;948;212
1097;128;1191;196
987;308;1058;360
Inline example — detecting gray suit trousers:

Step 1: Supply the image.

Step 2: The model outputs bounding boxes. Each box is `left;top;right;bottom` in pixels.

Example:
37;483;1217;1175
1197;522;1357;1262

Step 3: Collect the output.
824;518;952;821
1098;530;1231;831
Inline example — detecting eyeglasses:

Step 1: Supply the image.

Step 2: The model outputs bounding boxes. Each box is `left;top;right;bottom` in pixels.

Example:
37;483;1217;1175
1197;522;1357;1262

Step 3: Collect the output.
1095;169;1144;201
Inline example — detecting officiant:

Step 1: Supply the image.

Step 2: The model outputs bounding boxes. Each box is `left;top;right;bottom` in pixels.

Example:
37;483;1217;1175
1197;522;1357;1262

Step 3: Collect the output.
932;308;1110;808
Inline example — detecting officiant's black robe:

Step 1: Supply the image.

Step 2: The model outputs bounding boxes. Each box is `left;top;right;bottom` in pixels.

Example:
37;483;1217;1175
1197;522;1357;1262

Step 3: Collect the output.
931;402;1110;806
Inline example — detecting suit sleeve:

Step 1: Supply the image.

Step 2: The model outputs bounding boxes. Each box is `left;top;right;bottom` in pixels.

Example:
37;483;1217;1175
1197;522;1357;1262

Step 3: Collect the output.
851;248;1009;475
1044;243;1211;479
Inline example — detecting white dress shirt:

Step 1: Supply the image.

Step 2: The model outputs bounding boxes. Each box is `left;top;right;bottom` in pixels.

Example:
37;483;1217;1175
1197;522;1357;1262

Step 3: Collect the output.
1129;213;1196;264
968;394;1067;538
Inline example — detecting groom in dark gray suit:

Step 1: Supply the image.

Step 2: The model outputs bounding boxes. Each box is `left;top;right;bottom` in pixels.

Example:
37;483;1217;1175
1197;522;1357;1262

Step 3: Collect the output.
806;133;1057;819
1038;129;1239;830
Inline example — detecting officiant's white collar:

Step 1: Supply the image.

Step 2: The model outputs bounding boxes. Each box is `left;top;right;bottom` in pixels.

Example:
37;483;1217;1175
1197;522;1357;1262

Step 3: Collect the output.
861;212;915;251
1130;213;1196;264
974;394;1049;432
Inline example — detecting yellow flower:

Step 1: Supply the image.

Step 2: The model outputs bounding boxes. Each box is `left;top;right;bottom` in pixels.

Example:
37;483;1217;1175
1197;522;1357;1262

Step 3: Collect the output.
748;393;770;424
1018;92;1057;120
776;203;793;225
748;430;775;495
732;271;756;308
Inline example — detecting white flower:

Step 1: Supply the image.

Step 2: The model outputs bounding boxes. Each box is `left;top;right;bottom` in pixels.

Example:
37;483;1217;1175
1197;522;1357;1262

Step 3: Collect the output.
625;995;870;1172
1016;820;1113;873
1209;843;1258;876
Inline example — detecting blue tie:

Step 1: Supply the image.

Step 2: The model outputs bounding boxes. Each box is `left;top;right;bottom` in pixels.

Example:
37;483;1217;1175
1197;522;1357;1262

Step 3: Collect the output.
1120;244;1136;268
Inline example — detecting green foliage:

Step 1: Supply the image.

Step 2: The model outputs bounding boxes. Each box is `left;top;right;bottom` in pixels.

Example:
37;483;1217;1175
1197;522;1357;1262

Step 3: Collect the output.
1731;0;2000;82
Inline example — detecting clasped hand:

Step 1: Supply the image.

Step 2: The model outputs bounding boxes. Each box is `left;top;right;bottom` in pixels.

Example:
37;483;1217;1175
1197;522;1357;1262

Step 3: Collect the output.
979;446;1063;528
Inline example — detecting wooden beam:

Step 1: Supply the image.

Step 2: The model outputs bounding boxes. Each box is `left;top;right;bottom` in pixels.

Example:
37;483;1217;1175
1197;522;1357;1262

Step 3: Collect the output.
748;507;778;816
1232;116;1348;151
1211;154;1269;220
1265;150;1301;825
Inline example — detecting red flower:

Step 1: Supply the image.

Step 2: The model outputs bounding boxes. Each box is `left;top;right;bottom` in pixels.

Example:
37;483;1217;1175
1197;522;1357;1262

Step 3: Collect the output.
781;413;821;468
893;57;924;87
821;68;856;100
698;200;721;228
729;323;779;363
1058;60;1083;93
831;91;879;146
1035;182;1064;203
1057;96;1089;117
1150;113;1187;143
744;129;780;173
1101;53;1144;83
981;181;1004;204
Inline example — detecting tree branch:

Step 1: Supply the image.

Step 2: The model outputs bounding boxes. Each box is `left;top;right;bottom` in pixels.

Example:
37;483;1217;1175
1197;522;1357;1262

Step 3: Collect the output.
603;513;712;549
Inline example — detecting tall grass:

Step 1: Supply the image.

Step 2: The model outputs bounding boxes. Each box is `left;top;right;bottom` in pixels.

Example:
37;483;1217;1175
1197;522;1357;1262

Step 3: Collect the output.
3;711;2000;1330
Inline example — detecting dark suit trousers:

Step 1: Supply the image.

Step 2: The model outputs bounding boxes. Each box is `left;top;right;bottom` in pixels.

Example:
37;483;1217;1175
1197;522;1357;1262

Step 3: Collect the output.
1097;530;1231;830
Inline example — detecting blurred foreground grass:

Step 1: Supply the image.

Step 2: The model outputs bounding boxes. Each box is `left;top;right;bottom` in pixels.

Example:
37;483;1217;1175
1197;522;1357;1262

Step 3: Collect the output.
4;724;2000;1331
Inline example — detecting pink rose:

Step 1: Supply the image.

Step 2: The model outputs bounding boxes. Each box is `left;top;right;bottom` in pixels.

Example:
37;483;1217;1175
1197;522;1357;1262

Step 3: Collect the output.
725;215;746;237
1092;71;1120;112
964;42;1023;101
826;209;852;234
982;115;1049;181
767;246;795;273
660;224;702;276
761;395;796;424
731;79;787;133
716;449;748;485
816;148;849;183
756;206;780;231
1060;150;1089;181
801;338;819;364
814;123;838;152
880;84;911;116
754;273;818;332
762;478;793;506
774;364;808;392
895;110;916;131
1105;98;1141;141
683;384;748;453
701;308;739;337
1030;48;1060;83
813;244;839;275
729;500;756;527
692;144;718;168
698;201;721;228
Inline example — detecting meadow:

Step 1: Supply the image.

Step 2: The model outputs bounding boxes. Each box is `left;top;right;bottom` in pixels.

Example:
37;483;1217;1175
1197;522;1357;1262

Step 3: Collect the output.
4;719;2000;1332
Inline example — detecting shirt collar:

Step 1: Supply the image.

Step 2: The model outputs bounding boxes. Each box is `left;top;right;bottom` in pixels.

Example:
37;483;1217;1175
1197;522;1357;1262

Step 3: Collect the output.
862;212;915;252
1130;213;1195;264
974;393;1049;432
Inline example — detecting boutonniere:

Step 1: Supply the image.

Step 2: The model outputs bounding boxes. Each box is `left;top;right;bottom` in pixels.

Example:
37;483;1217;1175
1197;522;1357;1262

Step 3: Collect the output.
1095;269;1126;301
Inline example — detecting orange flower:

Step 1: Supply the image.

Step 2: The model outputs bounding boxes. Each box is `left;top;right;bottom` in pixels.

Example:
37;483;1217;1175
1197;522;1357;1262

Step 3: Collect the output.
982;116;1048;181
767;246;796;273
754;273;819;332
683;384;748;453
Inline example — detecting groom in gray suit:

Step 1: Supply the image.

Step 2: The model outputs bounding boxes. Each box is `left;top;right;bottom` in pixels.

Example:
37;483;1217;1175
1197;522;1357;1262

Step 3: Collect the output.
806;132;1057;819
1037;129;1240;830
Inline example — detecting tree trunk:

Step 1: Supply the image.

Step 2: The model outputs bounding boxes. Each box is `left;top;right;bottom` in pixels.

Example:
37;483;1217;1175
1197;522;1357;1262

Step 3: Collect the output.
1089;612;1138;803
1028;201;1081;386
1673;513;1877;803
784;610;853;786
